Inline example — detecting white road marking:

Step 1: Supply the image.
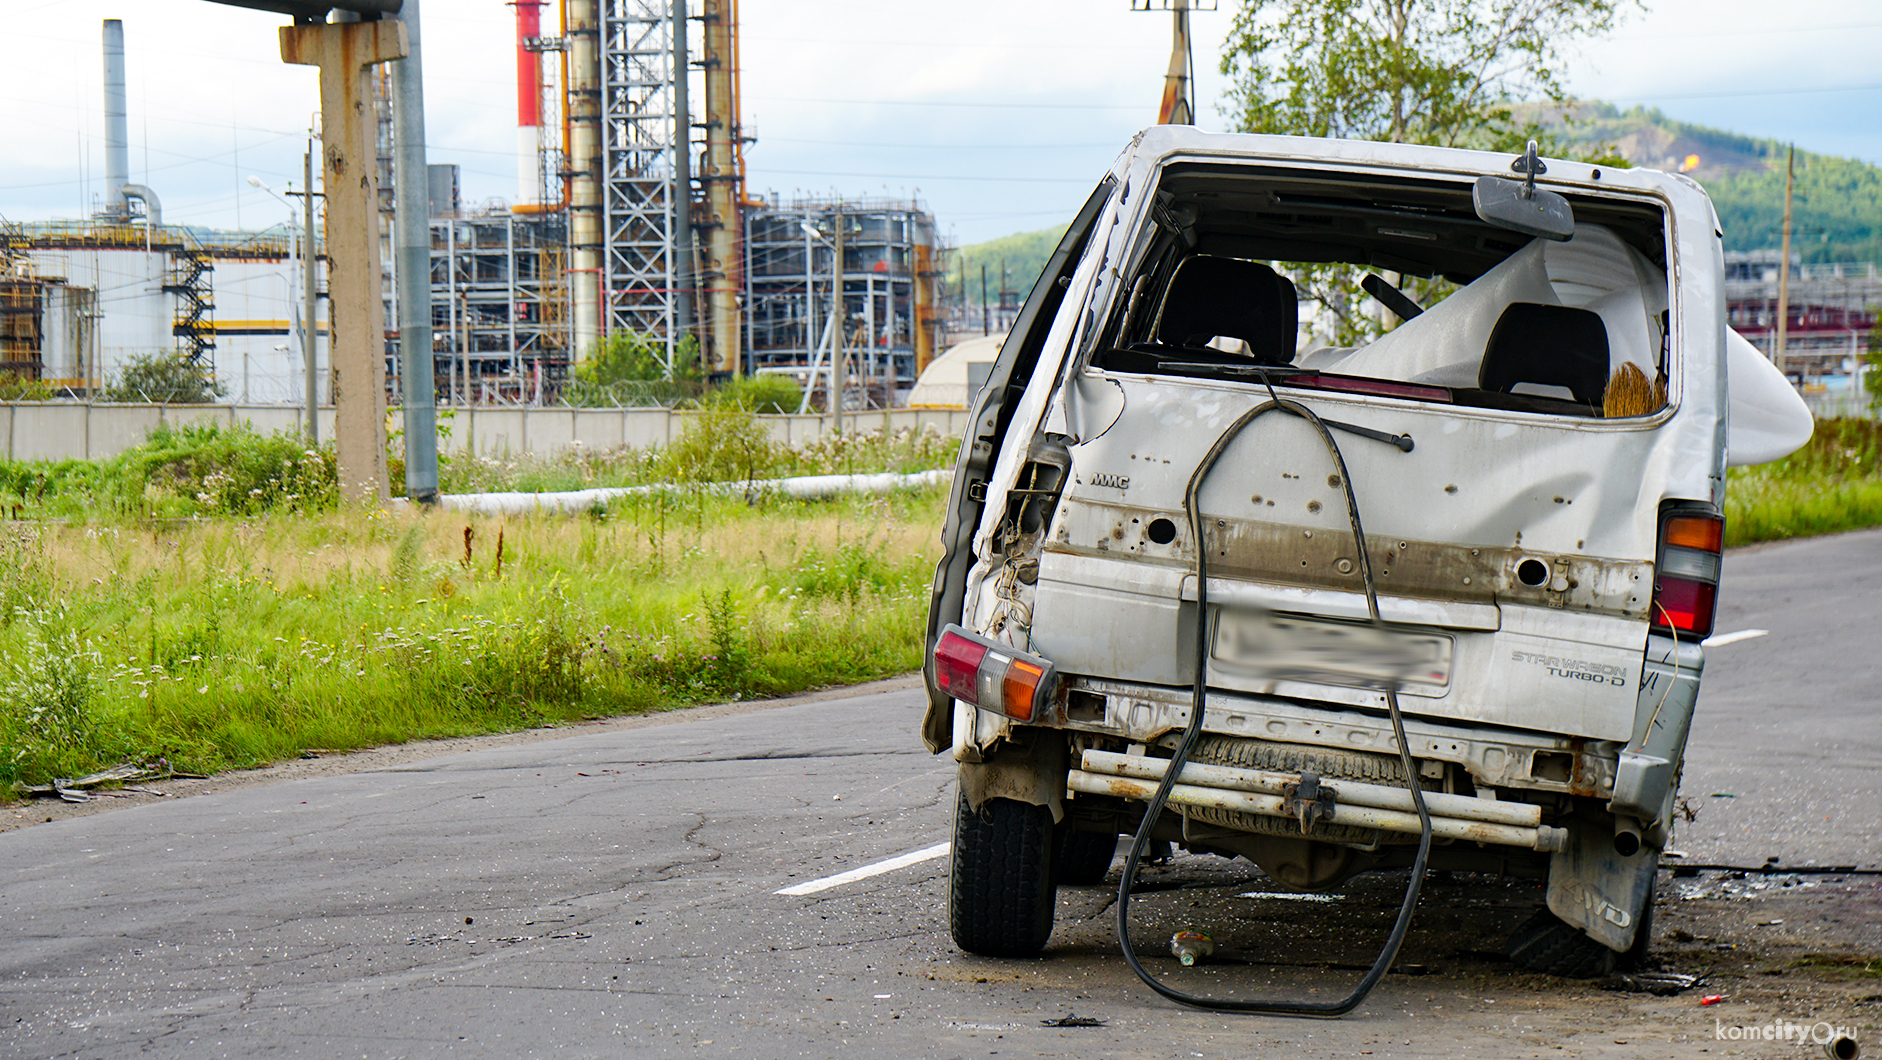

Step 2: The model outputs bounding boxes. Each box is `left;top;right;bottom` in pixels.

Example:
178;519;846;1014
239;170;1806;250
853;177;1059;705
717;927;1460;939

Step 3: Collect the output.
776;842;951;896
1702;628;1769;647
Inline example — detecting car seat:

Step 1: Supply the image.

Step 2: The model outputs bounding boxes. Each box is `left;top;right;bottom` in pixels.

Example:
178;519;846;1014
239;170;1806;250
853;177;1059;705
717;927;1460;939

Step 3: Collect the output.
1154;256;1299;365
1479;302;1610;406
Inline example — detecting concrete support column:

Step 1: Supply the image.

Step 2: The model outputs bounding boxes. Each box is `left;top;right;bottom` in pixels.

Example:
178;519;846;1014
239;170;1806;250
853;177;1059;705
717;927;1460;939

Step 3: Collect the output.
282;18;409;505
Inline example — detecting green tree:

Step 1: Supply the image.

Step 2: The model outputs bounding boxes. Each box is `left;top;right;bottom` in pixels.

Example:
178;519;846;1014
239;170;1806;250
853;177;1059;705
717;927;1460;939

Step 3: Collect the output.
103;351;227;404
1222;0;1633;150
565;332;703;407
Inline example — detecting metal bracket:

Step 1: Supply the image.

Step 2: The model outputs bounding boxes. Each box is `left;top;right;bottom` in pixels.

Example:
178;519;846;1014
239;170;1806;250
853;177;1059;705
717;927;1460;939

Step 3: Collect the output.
966;479;988;502
1281;771;1337;834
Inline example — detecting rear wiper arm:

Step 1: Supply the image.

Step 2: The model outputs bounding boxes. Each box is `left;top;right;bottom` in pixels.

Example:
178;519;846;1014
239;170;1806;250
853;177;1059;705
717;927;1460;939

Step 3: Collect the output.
1159;362;1414;452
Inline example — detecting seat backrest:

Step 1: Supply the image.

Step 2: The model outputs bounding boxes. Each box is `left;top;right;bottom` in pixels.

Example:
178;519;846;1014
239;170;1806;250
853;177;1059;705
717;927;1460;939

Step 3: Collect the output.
1154;256;1299;364
1479;302;1610;405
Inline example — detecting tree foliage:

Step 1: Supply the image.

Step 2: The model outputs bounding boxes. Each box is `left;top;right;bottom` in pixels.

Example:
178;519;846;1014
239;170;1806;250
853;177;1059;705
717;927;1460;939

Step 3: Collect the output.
103;351;227;404
1221;0;1632;151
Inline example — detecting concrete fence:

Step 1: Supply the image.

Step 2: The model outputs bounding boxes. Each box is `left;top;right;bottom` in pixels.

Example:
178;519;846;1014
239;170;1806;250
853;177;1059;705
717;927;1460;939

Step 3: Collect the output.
0;402;977;463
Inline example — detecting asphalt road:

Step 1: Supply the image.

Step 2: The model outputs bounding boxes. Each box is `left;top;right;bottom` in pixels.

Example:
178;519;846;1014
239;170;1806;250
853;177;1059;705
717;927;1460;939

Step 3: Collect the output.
3;531;1878;1059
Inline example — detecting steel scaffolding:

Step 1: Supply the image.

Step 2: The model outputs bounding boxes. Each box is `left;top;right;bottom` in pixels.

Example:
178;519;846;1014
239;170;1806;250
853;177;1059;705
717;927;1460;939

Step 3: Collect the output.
431;212;570;403
744;197;940;406
600;0;679;367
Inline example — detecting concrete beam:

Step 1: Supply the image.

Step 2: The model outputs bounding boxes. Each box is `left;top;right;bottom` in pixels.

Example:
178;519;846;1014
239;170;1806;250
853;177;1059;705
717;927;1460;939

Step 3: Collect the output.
281;18;408;505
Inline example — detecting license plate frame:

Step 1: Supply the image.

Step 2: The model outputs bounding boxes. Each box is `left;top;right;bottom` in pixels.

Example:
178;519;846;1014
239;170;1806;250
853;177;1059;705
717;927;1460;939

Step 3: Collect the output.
1210;607;1454;691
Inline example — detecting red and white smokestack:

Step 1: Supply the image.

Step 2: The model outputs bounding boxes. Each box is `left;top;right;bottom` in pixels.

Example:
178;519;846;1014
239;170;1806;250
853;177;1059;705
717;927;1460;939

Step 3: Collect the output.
512;0;545;206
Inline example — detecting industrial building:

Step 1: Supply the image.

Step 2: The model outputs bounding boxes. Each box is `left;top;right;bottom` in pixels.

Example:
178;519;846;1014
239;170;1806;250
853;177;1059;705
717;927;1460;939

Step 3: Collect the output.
1725;249;1881;380
3;5;946;411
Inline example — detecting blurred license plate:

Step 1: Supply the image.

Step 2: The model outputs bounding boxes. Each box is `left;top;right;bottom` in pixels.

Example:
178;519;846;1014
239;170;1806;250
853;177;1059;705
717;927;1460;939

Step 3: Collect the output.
1211;609;1452;690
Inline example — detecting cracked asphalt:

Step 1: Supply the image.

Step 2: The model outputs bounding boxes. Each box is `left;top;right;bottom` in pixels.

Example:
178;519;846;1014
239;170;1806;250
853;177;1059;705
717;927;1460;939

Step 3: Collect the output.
3;531;1880;1059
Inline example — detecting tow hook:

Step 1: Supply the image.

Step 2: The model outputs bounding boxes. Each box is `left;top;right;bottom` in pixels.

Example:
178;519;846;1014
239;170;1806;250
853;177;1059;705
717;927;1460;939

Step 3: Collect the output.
1282;771;1337;834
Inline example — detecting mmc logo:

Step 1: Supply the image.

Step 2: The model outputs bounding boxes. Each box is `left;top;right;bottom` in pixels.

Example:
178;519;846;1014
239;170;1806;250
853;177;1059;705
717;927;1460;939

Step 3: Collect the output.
1088;473;1130;490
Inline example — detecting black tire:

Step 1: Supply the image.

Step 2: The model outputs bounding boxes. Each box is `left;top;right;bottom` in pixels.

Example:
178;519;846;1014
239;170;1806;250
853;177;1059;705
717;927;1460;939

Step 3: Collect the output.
1505;907;1617;978
1054;828;1119;886
1620;886;1656;971
949;788;1057;957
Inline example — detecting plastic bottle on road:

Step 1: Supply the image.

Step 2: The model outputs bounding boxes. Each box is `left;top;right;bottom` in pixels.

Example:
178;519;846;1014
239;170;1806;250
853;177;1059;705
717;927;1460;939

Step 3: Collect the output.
1170;929;1214;966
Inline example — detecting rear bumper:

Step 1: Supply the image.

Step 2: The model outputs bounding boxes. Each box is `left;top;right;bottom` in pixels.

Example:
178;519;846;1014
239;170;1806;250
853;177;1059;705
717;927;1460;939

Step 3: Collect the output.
1070;748;1567;853
1011;676;1623;799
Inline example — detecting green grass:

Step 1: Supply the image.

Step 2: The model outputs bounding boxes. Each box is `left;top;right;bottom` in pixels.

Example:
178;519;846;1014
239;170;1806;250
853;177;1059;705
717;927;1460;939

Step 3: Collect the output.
0;487;946;792
1726;418;1882;547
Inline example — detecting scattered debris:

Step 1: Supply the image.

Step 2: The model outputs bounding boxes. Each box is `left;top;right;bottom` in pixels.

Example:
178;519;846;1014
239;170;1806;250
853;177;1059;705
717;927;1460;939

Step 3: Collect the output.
1602;971;1708;996
1170;929;1215;966
1040;1015;1107;1028
12;761;174;801
1700;994;1726;1006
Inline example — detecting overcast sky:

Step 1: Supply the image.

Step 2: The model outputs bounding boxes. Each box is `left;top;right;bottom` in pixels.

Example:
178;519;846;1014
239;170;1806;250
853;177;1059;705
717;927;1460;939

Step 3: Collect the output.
2;0;1877;246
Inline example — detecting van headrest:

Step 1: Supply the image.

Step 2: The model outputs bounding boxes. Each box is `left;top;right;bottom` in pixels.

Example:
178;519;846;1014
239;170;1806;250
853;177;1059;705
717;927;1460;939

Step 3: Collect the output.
1155;256;1299;365
1479;302;1610;406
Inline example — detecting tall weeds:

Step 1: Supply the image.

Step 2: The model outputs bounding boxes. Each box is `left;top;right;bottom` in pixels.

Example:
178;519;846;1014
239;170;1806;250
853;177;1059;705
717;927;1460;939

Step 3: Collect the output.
0;487;943;792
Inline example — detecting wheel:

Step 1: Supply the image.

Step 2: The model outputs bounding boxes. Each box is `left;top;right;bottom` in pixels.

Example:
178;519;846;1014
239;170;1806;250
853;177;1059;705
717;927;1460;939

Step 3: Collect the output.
1054;827;1119;886
948;787;1057;957
1505;907;1617;978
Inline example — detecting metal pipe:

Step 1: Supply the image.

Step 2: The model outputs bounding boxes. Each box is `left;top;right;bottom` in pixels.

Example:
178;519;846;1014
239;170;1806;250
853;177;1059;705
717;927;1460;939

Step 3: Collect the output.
567;0;602;361
1079;750;1542;827
670;0;697;353
394;0;438;503
120;185;161;231
102;20;131;222
700;0;740;375
1067;770;1566;852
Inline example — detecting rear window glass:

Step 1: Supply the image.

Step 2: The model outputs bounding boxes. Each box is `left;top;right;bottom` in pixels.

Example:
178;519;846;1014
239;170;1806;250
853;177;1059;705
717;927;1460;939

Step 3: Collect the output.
1089;163;1672;418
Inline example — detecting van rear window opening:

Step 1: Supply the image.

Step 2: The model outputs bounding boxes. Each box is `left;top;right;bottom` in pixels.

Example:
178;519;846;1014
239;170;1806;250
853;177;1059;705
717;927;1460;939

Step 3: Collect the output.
1091;164;1672;418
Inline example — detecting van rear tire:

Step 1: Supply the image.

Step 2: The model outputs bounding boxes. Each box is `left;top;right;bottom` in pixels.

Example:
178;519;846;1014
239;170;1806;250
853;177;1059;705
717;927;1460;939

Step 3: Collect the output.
949;788;1056;957
1055;828;1119;886
1505;907;1618;978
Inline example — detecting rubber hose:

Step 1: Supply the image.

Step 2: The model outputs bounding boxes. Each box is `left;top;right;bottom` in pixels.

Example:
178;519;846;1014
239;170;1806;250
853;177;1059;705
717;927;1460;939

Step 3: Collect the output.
1113;392;1433;1016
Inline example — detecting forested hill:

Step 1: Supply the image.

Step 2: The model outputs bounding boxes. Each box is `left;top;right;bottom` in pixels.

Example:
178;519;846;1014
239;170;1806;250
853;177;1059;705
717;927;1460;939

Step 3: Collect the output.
1529;103;1882;265
958;105;1881;301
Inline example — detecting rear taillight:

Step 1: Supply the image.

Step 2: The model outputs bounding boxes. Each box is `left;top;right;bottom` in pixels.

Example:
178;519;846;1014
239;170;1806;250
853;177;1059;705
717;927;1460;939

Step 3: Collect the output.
932;624;1057;723
1653;510;1724;639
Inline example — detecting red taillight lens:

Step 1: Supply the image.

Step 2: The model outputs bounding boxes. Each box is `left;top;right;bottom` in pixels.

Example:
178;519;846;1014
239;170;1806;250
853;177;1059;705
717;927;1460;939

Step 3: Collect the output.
932;625;1058;723
1653;510;1724;639
933;632;987;701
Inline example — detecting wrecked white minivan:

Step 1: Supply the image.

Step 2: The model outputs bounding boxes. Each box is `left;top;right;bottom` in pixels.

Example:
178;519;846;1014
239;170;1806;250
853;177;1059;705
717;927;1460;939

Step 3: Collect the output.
921;126;1811;990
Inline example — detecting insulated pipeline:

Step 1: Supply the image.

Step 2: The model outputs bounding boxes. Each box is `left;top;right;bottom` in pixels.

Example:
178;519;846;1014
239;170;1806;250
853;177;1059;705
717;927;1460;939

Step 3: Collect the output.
1113;386;1432;1017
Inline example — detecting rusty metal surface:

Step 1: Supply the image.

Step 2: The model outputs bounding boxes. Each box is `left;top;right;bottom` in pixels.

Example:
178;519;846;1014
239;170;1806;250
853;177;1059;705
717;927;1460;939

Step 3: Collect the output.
1048;499;1652;621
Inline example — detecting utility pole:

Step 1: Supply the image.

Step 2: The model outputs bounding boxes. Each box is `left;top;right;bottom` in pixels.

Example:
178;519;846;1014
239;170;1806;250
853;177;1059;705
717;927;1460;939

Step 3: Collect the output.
282;15;409;505
981;263;989;336
303;144;319;443
1777;144;1795;379
1132;0;1213;123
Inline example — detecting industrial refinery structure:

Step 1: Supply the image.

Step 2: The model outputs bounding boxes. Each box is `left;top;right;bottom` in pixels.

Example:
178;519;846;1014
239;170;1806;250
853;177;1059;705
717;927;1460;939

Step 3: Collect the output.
0;5;947;410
